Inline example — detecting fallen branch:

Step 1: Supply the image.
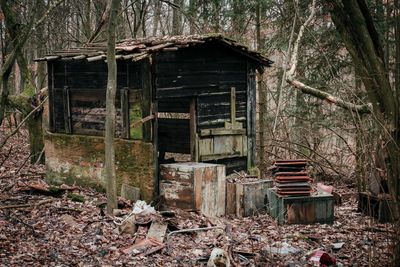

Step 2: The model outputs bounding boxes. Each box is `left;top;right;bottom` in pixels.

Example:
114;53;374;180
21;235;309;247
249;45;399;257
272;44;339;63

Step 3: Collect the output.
287;78;372;114
167;226;225;239
285;0;372;115
0;145;12;168
6;212;41;236
0;199;53;210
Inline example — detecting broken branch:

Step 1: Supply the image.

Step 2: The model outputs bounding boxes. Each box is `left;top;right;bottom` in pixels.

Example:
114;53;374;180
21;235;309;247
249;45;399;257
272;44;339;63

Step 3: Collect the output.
287;78;372;114
285;0;372;115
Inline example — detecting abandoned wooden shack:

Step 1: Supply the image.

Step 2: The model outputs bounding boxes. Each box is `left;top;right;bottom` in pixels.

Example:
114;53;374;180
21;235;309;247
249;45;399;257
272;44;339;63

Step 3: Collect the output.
37;35;272;202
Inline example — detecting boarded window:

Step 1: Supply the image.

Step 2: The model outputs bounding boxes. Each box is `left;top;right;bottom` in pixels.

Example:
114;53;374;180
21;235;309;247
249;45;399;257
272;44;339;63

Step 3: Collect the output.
69;89;124;137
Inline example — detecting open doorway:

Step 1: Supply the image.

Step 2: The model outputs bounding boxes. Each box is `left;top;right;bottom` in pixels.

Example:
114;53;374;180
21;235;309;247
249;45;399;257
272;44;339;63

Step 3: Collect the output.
157;97;195;164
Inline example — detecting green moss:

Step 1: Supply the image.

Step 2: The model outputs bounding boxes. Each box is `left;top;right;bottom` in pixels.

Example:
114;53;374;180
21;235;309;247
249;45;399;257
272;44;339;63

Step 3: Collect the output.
248;166;261;177
129;103;142;139
45;132;154;201
67;193;85;202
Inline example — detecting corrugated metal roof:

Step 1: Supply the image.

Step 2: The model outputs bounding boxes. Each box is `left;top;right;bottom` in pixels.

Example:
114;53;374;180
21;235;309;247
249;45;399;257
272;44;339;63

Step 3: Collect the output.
35;34;273;67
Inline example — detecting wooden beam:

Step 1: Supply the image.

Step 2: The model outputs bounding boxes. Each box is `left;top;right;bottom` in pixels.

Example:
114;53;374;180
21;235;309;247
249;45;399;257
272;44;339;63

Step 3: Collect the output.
48;62;55;132
121;88;130;139
142;58;152;142
72;55;87;60
199;128;245;137
152;101;159;200
190;98;197;161
230;87;236;124
63;86;71;134
246;64;256;169
86;54;106;62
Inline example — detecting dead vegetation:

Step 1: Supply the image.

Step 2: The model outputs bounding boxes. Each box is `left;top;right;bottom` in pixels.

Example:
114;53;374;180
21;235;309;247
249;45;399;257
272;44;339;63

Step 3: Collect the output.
0;129;395;266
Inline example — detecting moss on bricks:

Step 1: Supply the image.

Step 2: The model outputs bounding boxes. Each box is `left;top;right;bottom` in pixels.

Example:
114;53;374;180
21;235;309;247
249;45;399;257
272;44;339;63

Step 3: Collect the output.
44;132;154;201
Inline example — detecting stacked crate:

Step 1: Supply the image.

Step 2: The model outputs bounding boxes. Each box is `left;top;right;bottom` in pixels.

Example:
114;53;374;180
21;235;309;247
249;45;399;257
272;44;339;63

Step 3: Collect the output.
272;159;312;196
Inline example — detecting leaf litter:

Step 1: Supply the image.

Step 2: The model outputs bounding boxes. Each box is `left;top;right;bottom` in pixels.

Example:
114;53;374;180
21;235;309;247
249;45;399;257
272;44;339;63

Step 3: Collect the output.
0;128;395;266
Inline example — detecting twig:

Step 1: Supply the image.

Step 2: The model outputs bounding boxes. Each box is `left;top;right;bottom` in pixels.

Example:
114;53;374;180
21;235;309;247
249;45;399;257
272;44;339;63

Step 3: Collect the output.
233;170;246;179
0;199;53;210
55;206;83;213
34;147;45;165
167;226;224;239
15;151;33;174
6;212;40;236
0;145;12;168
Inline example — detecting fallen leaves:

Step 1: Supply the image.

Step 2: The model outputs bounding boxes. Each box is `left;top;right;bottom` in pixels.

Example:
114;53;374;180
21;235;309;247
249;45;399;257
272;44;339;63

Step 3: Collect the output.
0;128;396;266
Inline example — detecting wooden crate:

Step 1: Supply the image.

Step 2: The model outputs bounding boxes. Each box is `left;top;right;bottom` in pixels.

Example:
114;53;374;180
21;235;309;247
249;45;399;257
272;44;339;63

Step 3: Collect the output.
358;192;399;223
226;179;273;217
159;162;226;217
267;188;334;225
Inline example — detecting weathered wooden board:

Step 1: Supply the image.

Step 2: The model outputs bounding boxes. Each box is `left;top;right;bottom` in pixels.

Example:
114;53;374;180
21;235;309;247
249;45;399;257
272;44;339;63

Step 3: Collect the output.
226;182;237;215
358;192;399;223
159;162;226;217
267;188;334;225
231;179;273;217
198;135;247;162
146;221;168;243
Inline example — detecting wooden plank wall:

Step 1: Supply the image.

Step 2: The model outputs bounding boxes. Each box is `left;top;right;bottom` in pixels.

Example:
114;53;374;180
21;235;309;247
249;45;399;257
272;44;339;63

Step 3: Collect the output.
155;43;248;130
49;60;144;137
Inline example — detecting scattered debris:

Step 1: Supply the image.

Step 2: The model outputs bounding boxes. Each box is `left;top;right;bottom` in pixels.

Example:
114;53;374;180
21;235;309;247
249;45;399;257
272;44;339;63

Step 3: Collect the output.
308;250;337;266
332;242;345;250
207;247;230;267
264;241;301;255
120;184;140;202
121;237;165;256
119;215;137;235
132;200;155;215
146;221;168;243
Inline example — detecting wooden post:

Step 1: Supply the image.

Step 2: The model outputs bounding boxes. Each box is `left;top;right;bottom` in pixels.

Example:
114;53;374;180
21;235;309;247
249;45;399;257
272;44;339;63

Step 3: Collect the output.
230;87;236;124
142;58;152;142
62;86;71;134
190;98;197;161
152;100;159;199
47;62;55;132
121;88;129;138
247;64;256;169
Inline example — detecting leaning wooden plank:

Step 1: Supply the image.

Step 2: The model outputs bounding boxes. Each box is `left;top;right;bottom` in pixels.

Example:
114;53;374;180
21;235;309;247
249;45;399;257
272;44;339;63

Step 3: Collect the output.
146;42;173;52
146;221;168;243
87;54;106;62
72;55;87;60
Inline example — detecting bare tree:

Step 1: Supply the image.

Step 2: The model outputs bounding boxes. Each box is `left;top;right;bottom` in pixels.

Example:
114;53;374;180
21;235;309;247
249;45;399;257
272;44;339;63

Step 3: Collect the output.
104;0;120;214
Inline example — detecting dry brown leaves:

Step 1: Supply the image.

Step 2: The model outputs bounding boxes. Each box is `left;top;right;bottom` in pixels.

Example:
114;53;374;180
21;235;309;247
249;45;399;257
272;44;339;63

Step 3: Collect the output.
0;127;395;266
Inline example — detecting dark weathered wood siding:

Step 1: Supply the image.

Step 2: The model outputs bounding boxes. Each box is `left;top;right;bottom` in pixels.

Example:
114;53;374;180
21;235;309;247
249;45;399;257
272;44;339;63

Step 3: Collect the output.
155;43;249;130
49;60;143;137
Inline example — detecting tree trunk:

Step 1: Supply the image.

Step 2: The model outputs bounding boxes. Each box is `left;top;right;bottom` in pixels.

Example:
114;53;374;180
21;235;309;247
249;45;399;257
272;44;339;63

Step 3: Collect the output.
325;2;399;263
256;0;267;175
152;0;161;36
104;0;120;215
172;0;182;35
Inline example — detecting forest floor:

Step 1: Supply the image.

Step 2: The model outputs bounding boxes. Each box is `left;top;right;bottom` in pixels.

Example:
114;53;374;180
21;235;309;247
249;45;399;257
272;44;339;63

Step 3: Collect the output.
0;128;396;266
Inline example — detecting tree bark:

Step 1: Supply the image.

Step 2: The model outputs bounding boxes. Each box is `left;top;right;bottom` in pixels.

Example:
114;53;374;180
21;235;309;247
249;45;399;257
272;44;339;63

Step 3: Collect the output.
0;0;62;163
104;0;120;215
171;0;182;35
